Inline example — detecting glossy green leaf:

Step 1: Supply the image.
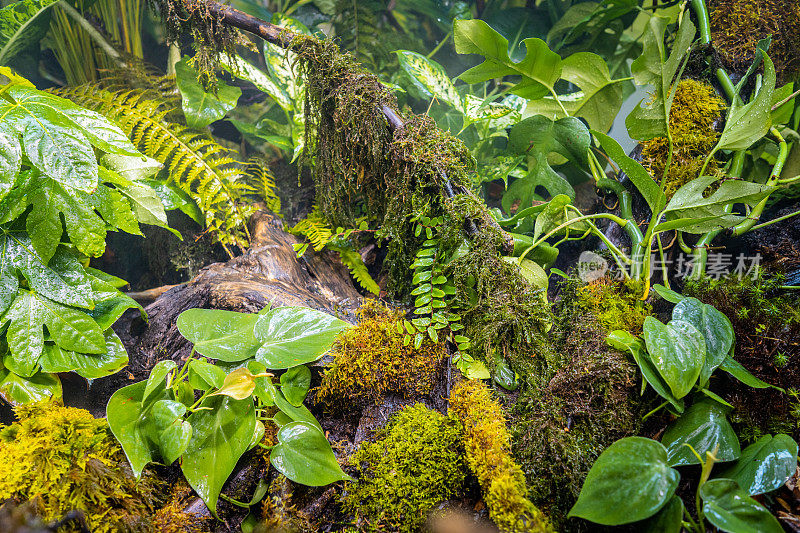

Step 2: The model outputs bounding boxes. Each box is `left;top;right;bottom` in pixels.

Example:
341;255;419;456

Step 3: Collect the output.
569;437;679;525
107;380;171;478
272;388;322;431
39;330;128;379
188;359;227;390
719;356;774;389
86;274;144;331
625;15;694;141
0;122;21;202
99;153;162;181
254;306;349;369
270;421;352;486
662;398;740;466
177;309;261;362
0;365;61;405
280;365;311;406
715;53;776;151
718;434;798;495
209;367;257;400
643;317;705;399
175;58;242;129
672;298;734;386
642;495;683;533
455;19;562;100
144;360;177;401
182;395;256;515
606;330;684;413
0;0;59;66
525;52;625;132
151;399;192;465
593;130;665;214
700;479;783;533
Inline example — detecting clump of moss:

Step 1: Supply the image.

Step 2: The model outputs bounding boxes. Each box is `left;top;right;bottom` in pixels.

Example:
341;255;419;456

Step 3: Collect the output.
506;279;645;530
576;278;652;335
709;0;800;83
151;481;211;533
341;403;467;532
0;402;163;532
315;301;446;409
641;79;727;197
684;274;800;439
449;380;553;533
258;474;312;533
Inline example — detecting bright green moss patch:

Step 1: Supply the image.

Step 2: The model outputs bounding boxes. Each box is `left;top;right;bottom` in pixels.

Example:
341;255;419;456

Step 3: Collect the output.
341;403;467;532
0;402;163;533
641;79;727;197
315;301;446;409
576;278;652;335
449;380;553;533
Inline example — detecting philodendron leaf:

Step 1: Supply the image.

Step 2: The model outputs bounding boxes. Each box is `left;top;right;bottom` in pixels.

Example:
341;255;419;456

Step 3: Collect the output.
209;367;257;400
175;58;242;129
177;308;261;362
663;175;775;227
643;317;705;399
568;437;679;525
606;330;684;413
270;421;352;486
454;19;562;100
661;398;740;467
672;298;734;386
107;380;171;478
280;365;311;406
625;15;695;141
718;434;798;495
719;356;775;390
151;399;192;465
715;53;776;151
642;495;684;533
525;52;625;132
182;395;256;515
0;366;61;405
700;479;783;533
188;359;226;390
144;360;177;401
254;306;350;369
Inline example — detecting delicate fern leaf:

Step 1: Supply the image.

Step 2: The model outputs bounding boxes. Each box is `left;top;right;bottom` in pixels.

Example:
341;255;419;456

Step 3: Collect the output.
290;204;333;251
245;159;281;215
335;247;379;295
56;86;256;254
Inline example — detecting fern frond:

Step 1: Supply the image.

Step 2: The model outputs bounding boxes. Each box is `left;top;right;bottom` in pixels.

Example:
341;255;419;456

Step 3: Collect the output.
245;159;282;215
336;247;379;295
56;85;256;254
291;204;333;251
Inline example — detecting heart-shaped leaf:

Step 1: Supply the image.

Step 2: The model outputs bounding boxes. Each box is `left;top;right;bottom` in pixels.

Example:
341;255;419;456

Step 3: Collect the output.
700;479;783;533
662;398;740;466
254;306;349;369
177;308;261;362
643;317;705;399
569;437;679;525
717;434;798;495
642;495;684;533
209;367;257;400
270;421;352;486
672;298;734;386
280;365;311;406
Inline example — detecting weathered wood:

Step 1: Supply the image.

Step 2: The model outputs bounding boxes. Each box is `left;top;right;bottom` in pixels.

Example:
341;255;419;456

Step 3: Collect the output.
114;210;362;380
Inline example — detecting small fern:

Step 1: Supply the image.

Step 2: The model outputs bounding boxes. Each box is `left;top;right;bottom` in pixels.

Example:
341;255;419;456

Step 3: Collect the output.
291;205;379;295
245;158;282;215
57;85;256;255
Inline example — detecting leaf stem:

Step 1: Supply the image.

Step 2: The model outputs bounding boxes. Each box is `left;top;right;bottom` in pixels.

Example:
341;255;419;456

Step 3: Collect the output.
57;1;124;65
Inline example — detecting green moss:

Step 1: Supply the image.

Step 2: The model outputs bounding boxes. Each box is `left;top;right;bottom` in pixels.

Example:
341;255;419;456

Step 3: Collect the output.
641;79;727;198
709;0;800;83
507;282;645;530
315;301;447;409
341;403;467;532
0;402;163;533
449;380;553;533
576;278;652;335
